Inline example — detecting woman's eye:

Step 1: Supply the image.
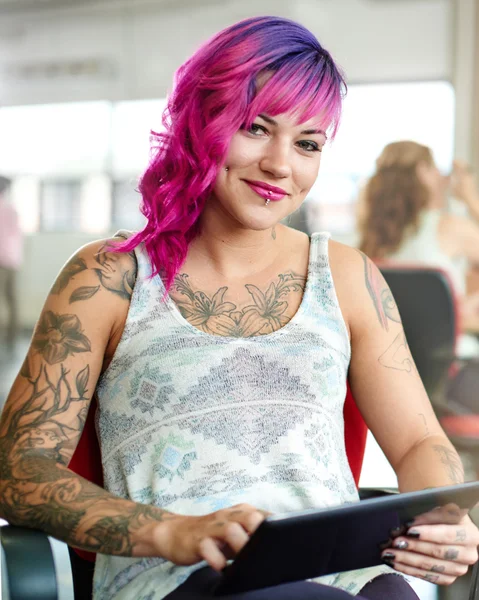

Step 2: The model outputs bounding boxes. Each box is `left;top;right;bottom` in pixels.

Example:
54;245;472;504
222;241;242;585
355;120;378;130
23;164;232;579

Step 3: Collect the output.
248;123;268;135
297;140;321;152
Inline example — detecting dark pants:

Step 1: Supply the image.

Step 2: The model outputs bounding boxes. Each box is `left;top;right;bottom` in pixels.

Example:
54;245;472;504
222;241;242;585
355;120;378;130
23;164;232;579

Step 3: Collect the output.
164;567;419;599
0;266;17;350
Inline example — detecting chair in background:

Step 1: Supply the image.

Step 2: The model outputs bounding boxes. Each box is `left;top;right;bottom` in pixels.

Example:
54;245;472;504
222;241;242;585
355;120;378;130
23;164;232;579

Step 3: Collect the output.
379;264;479;474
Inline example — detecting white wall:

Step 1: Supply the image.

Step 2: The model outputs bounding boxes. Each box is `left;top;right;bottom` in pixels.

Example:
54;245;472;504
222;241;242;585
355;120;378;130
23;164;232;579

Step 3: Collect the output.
0;0;294;105
12;233;103;329
0;0;452;108
297;0;452;83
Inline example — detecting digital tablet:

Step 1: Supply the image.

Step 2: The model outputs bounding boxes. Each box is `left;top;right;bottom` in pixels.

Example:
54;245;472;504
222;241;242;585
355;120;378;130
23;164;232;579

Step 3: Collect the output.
214;481;479;596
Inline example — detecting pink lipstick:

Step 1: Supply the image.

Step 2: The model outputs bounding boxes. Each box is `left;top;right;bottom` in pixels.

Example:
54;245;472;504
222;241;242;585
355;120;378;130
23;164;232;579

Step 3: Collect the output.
243;180;288;202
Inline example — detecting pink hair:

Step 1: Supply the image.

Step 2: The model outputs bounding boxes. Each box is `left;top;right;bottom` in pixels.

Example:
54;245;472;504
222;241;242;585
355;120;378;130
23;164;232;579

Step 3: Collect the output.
117;16;346;292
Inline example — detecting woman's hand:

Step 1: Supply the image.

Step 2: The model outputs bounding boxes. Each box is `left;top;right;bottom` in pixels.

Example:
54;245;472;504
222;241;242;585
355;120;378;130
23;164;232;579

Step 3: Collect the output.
381;513;479;585
151;503;268;571
451;160;479;206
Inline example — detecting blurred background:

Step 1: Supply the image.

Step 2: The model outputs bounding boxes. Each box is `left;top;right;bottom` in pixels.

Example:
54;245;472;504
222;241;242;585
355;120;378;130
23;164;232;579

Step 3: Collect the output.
0;1;478;597
0;0;477;332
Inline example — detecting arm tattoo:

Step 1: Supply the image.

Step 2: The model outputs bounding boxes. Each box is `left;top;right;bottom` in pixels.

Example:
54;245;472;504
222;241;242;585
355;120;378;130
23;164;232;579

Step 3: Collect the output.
378;332;416;375
32;311;91;365
91;243;137;300
433;445;464;485
50;240;137;303
418;413;430;436
51;257;87;294
0;329;170;555
356;250;401;330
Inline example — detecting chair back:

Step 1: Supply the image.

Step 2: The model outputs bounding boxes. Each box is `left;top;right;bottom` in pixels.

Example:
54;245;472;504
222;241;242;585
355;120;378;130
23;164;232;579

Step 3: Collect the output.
379;264;458;396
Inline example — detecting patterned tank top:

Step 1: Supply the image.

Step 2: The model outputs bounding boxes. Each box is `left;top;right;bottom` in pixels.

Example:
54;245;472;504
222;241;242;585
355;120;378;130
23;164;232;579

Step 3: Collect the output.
92;232;391;599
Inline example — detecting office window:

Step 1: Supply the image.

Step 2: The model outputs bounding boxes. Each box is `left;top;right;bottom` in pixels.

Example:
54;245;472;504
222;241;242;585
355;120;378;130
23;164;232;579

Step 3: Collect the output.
41;180;82;232
111;180;146;232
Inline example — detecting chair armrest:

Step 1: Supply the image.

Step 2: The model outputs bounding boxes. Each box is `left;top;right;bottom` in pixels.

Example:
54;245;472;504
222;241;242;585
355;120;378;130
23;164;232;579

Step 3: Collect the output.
358;487;398;501
469;562;479;600
0;524;74;600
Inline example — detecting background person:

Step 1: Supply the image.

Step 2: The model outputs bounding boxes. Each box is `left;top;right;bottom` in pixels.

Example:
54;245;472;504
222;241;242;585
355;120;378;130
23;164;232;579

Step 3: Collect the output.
358;141;479;358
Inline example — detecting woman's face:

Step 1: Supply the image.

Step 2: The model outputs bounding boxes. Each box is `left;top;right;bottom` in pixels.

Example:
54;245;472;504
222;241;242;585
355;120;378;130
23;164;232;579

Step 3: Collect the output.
417;161;450;208
209;112;327;231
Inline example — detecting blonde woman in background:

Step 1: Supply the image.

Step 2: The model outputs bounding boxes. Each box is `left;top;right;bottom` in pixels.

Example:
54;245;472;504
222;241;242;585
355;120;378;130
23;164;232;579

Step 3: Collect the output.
358;141;479;359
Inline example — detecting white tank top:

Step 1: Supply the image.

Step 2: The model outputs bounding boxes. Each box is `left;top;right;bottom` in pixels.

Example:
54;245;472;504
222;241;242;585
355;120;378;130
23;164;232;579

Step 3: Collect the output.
92;231;392;599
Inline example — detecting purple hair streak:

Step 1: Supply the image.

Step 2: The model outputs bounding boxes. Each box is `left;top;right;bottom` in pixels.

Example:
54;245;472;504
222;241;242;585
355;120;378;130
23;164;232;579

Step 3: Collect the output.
117;16;347;291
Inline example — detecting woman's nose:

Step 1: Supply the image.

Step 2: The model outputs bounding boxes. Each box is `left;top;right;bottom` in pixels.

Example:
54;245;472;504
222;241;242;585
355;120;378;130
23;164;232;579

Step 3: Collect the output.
259;143;292;179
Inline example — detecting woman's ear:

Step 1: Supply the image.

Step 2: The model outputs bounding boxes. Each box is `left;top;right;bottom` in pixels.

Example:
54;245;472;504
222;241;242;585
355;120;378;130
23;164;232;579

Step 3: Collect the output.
415;161;430;185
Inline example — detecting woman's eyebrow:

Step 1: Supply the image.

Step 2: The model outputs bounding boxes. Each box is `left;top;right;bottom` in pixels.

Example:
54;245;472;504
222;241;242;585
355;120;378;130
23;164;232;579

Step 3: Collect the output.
257;114;326;136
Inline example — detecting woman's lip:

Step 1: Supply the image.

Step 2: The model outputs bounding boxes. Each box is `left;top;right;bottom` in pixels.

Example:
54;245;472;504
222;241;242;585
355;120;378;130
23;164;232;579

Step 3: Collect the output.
244;180;288;195
243;180;287;202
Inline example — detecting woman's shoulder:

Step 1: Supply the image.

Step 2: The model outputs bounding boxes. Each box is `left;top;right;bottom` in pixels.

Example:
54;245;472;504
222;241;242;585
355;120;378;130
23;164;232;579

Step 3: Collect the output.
312;236;371;327
56;235;138;303
327;238;368;286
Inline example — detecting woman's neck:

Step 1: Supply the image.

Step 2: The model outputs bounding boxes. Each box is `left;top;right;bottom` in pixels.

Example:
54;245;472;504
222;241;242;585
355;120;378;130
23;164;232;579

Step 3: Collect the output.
190;223;286;280
190;226;283;279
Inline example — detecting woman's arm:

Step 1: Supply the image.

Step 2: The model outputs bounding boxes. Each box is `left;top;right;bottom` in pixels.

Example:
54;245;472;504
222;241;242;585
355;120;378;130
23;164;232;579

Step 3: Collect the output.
0;238;170;556
330;242;479;584
331;242;458;491
0;239;264;569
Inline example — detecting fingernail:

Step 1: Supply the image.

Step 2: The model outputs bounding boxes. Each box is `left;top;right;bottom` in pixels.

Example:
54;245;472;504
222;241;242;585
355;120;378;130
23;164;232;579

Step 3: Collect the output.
382;557;395;567
390;526;404;537
382;552;396;560
407;530;420;539
394;540;409;550
405;519;415;527
378;539;391;551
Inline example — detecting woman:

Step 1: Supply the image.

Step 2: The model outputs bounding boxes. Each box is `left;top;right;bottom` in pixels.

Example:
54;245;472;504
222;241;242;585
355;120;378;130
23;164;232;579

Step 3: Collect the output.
358;141;479;357
0;17;478;600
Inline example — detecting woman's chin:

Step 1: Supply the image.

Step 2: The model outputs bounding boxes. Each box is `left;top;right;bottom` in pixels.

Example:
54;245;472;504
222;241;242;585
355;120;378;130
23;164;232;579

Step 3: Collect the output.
231;203;288;231
236;212;282;231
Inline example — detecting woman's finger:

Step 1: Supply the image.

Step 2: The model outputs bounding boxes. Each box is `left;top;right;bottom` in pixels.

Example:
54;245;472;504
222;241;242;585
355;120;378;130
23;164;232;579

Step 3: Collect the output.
221;521;250;554
382;558;458;586
404;523;479;546
198;537;228;571
382;548;469;578
391;537;478;565
226;504;267;534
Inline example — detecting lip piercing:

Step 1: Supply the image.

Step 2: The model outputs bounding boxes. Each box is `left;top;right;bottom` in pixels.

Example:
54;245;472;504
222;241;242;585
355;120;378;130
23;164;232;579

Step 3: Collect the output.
265;190;272;206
